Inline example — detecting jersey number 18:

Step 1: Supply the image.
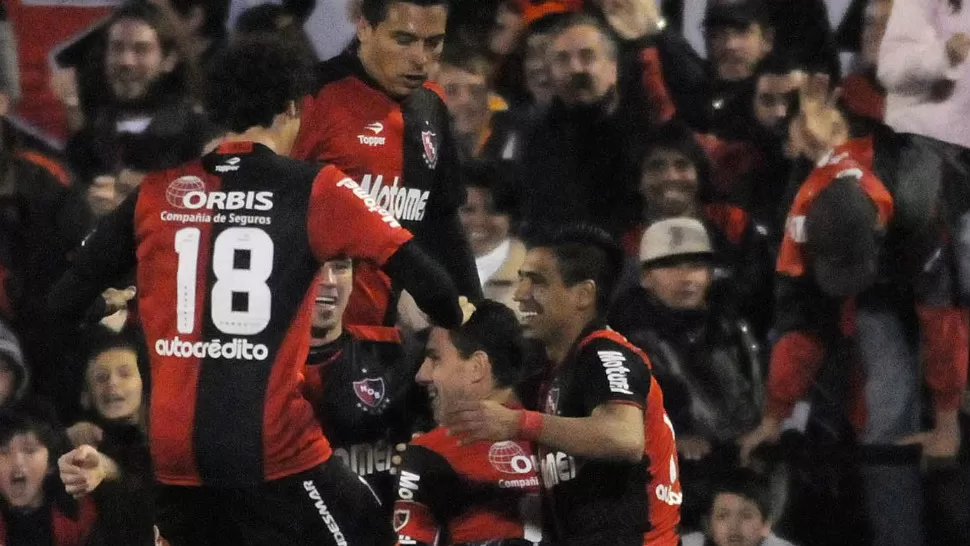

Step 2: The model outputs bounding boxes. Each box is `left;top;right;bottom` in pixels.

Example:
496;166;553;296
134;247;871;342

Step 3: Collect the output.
174;227;274;336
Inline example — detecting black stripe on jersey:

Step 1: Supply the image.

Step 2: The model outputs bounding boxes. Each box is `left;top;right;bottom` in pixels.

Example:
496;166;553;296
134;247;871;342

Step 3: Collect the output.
193;149;320;486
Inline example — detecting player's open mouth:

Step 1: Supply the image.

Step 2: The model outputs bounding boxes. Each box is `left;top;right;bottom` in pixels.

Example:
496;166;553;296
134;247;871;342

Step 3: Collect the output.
10;472;26;489
519;310;538;323
403;74;426;86
316;296;337;305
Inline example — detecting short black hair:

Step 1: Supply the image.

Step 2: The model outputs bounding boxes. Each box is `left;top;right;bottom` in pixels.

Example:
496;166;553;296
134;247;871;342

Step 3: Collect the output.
551;12;617;60
708;468;772;521
527;225;625;316
166;0;231;40
754;54;806;79
205;33;316;133
636;120;713;198
448;300;525;389
0;404;63;461
362;0;450;25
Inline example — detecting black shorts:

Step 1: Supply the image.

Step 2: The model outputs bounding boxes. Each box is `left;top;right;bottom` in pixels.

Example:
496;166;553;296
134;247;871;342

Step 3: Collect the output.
155;459;396;546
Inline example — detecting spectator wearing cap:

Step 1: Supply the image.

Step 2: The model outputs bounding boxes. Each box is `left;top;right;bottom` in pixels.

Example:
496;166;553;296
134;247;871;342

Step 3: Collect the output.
623;122;774;337
740;76;969;545
516;12;674;238
701;0;774;133
611;217;764;531
681;468;795;546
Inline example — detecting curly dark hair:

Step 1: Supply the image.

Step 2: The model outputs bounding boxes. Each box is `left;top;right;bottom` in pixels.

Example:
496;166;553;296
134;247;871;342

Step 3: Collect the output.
204;33;316;133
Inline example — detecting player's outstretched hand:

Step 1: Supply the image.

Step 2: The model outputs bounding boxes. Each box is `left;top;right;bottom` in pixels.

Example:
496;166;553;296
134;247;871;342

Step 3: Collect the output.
443;400;519;446
59;445;108;498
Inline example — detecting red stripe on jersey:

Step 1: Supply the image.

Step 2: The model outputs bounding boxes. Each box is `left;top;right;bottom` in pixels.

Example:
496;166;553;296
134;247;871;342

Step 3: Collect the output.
216;142;254;154
293;71;408;326
17;151;72;187
135;165;216;485
263;284;334;481
578;330;682;545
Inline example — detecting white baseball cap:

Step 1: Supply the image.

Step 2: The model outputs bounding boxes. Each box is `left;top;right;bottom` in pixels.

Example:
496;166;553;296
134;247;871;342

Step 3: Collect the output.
639;217;713;266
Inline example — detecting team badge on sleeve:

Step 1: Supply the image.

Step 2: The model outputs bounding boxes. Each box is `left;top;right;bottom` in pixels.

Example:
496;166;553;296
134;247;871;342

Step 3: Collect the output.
393;509;411;532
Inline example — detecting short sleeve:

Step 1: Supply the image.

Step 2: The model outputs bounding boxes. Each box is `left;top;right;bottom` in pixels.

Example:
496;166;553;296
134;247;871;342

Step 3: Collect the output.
307;164;413;266
577;339;652;412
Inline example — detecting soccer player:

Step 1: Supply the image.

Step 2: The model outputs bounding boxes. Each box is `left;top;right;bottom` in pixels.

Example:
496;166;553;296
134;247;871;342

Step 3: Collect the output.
47;35;462;546
292;0;482;327
393;300;545;546
303;258;430;509
444;226;682;546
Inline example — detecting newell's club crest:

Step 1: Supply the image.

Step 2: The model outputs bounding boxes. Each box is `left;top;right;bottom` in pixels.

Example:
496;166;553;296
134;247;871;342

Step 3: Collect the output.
421;130;438;170
393;509;410;532
353;378;386;409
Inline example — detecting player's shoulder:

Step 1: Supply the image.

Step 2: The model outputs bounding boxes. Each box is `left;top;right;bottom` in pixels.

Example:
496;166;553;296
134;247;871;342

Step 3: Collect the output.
313;53;365;97
578;329;647;363
422;81;447;104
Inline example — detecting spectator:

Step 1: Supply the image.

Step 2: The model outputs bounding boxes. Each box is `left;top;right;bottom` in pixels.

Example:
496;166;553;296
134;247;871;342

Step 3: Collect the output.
877;0;970;305
84;170;126;220
445;225;682;546
64;328;155;546
393;300;545;545
146;0;231;68
625;122;774;336
65;1;213;182
701;0;774;133
0;321;27;409
457;162;526;316
611;218;763;529
840;0;892;125
437;49;503;159
516;12;672;238
0;406;96;546
303;259;430;510
740;74;968;546
681;469;795;546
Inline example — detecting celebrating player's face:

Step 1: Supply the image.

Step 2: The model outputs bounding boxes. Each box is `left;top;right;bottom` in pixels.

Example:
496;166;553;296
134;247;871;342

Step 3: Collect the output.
105;18;172;103
417;327;475;424
86;348;144;424
0;432;49;510
357;2;448;99
514;248;575;343
312;259;354;338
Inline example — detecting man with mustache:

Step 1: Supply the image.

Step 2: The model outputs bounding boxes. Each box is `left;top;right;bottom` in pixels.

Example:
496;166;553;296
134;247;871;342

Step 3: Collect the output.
516;12;673;238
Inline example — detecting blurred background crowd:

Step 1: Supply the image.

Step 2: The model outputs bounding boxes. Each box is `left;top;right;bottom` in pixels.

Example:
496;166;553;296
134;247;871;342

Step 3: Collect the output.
0;0;968;544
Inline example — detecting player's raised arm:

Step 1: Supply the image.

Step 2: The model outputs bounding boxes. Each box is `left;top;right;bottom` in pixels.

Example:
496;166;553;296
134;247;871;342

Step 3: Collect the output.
308;168;462;329
47;190;139;324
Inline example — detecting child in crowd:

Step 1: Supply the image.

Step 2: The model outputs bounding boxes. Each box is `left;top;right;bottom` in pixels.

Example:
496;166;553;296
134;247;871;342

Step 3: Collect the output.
682;469;795;546
0;404;96;545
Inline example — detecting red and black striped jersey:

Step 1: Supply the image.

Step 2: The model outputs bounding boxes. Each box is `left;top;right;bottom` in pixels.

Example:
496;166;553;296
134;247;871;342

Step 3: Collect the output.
291;50;481;326
538;327;681;546
393;426;545;546
56;142;413;487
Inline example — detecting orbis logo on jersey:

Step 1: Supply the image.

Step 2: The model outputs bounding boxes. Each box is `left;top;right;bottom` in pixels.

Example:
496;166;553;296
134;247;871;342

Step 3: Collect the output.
165;176;274;211
154;336;270;361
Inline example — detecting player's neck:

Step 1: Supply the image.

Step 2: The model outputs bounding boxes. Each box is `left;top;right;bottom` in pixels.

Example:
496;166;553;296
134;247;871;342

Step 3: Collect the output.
487;387;519;409
310;324;343;347
217;128;283;155
545;317;591;365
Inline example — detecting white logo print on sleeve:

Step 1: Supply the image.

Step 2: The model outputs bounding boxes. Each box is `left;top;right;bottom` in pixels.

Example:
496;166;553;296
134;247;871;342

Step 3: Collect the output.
597;350;633;395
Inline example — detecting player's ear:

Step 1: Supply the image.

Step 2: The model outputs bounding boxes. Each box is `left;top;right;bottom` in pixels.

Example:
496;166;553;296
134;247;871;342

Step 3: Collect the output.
469;350;489;384
573;280;596;312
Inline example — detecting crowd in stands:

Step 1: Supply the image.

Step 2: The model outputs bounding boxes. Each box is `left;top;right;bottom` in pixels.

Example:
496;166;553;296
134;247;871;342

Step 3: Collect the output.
0;0;968;544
